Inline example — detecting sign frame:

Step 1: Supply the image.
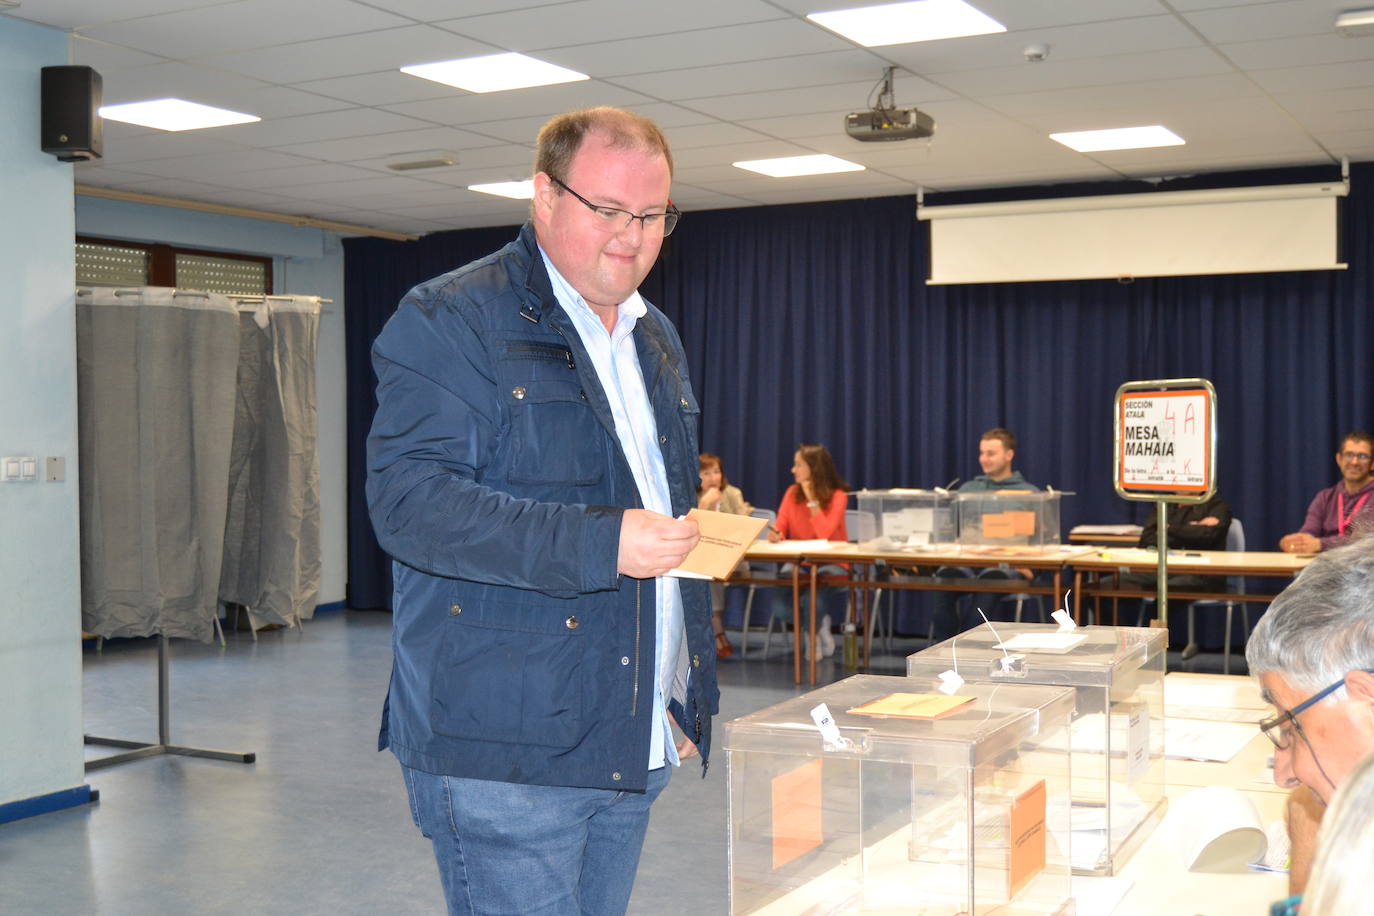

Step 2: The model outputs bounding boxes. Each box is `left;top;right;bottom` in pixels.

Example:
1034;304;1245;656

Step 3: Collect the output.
1113;378;1217;505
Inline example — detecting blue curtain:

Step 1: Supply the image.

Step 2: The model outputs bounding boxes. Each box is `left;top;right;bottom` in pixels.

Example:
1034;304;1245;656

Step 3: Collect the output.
344;164;1372;612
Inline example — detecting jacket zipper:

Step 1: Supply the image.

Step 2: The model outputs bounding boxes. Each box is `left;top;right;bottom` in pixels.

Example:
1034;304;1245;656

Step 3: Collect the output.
632;579;641;717
507;344;574;369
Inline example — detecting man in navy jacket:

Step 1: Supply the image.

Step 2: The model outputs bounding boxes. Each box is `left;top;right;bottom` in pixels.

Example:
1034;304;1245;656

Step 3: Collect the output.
367;106;718;915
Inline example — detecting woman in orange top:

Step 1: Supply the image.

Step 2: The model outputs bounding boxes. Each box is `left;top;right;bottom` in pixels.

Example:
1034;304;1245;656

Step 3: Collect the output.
769;443;849;656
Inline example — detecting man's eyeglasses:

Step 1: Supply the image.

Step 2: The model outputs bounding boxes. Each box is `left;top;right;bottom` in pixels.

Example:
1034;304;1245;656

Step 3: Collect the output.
549;176;680;236
1339;450;1373;462
1259;669;1374;749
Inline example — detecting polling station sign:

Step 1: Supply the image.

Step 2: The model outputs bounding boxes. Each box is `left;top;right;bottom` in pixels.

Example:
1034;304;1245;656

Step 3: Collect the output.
1113;379;1216;502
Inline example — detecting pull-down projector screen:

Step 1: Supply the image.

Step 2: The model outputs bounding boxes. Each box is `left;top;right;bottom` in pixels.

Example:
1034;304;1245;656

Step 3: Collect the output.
918;181;1347;285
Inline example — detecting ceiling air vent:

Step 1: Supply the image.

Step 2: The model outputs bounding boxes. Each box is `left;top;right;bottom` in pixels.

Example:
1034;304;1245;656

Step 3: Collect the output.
386;152;459;171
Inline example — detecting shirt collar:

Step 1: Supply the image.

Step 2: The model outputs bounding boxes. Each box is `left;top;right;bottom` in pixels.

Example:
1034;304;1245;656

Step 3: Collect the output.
538;245;646;335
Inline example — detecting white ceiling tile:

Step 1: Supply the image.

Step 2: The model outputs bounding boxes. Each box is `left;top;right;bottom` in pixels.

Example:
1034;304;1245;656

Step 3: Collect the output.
72;165;167;184
192;86;357;120
764;0;1167;27
201;162;387;190
292;71;458;107
97;132;240;166
382;81;653;126
980;73;1261;119
200;25;495;84
661;186;757;209
671;139;815;168
100;61;269;105
928;47;1232;96
208;108;435;147
9;0;239;31
680;76;955;122
436;0;786;48
1218;33;1374;71
543;19;855;77
111;176;247;199
365;0;571;20
115;148;318;179
611;50;884;101
268;126;508;162
77;0;413;59
1249;60;1374;94
69;36;168;71
662;122;775;149
274;173;452;202
1182;1;1335;44
879;15;1202;75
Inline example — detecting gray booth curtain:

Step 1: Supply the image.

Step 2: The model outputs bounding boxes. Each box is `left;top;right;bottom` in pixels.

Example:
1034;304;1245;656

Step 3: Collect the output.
77;288;239;643
77;288;322;642
219;297;322;630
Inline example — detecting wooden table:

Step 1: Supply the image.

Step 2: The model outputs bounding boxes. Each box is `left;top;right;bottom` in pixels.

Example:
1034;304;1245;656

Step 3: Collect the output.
742;542;1094;684
1067;549;1311;625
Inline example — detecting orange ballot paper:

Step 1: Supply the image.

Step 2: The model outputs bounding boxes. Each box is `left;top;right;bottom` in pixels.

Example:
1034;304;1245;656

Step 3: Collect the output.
846;692;975;719
666;508;769;580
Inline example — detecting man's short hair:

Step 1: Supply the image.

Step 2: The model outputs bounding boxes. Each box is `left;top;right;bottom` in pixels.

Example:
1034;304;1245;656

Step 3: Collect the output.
535;107;674;184
980;428;1017;451
1339;430;1374;452
1247;535;1374;697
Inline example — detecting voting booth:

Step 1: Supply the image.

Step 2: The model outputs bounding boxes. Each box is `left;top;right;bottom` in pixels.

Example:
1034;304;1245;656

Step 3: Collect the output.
724;675;1075;914
853;489;956;547
955;491;1062;550
907;623;1167;875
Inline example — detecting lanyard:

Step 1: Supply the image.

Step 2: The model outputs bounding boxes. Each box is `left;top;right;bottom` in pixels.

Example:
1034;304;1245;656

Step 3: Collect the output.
1338;491;1370;537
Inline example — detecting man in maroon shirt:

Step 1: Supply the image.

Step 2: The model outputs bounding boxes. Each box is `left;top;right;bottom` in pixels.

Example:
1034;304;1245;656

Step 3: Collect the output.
1280;431;1374;554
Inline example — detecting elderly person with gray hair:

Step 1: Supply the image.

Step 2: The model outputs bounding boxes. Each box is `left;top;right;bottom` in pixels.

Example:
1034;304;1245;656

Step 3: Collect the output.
1246;535;1374;895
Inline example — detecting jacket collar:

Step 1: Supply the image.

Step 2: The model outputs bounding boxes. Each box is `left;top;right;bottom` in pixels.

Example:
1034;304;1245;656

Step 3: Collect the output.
515;222;554;324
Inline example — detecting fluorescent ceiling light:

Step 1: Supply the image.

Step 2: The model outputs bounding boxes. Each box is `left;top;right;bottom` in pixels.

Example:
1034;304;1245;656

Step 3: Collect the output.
1335;7;1374;35
98;98;259;131
1050;125;1185;153
807;0;1005;47
469;179;535;199
401;53;588;93
732;154;865;178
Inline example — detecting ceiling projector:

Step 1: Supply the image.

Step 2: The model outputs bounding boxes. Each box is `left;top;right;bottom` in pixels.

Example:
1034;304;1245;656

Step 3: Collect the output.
845;107;934;142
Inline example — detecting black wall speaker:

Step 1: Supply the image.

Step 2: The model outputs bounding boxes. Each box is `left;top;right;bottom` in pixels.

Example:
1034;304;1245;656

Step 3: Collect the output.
41;65;103;162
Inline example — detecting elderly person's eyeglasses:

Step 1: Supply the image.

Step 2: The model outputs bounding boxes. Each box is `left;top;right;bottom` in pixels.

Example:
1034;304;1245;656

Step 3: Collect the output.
1259;669;1374;749
549;176;680;236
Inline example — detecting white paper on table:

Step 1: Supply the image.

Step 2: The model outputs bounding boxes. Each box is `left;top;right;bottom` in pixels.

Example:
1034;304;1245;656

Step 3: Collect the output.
1165;676;1267;720
775;539;835;550
995;632;1089;652
1164;718;1258;762
1071;876;1135;916
664;568;711;579
1166;786;1267;871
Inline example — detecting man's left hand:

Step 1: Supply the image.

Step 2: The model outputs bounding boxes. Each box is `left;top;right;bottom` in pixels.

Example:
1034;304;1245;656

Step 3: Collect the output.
676;736;699;760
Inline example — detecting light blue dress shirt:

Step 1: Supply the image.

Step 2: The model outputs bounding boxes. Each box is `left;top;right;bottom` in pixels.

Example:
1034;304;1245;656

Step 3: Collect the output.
540;249;684;771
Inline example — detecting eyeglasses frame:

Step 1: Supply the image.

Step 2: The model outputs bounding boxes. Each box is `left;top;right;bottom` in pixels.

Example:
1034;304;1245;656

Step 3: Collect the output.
548;175;680;236
1259;668;1374;749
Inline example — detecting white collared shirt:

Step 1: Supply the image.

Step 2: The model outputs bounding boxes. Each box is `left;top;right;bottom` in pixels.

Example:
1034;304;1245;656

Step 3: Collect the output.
539;248;684;771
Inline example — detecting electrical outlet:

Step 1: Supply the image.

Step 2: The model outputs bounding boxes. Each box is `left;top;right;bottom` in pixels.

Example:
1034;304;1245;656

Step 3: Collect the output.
46;456;65;482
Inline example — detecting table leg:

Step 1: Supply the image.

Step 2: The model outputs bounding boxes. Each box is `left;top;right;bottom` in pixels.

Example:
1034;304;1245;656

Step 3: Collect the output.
1072;570;1084;624
792;562;802;685
809;564;819;685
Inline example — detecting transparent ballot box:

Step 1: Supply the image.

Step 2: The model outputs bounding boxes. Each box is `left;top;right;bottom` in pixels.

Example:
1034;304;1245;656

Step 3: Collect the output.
955;491;1062;550
853;489;956;548
724;675;1075;915
907;623;1166;875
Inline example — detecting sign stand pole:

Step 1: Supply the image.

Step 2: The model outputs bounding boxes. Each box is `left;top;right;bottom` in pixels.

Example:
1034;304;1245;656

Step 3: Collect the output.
1154;500;1169;627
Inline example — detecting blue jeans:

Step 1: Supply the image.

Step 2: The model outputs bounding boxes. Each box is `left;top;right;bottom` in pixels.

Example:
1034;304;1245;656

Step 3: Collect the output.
401;764;671;915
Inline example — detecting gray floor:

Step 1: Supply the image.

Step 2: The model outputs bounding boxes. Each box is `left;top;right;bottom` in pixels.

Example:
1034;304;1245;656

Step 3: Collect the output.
0;610;1243;916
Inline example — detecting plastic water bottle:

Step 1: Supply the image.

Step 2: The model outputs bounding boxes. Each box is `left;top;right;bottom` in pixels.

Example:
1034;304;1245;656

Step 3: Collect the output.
842;622;859;669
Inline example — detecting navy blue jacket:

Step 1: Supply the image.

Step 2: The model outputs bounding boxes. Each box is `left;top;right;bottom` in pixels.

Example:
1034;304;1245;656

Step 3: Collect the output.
367;224;718;793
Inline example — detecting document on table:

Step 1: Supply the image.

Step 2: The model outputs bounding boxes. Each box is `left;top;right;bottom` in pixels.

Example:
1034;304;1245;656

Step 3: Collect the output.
1165;718;1259;762
996;633;1088;653
748;538;835;553
1166;675;1269;724
666;509;769;580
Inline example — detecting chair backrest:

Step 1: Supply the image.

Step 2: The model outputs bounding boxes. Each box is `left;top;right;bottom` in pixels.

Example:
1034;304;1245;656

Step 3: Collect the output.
748;508;777;571
749;507;776;540
1225;517;1245;552
1224;517;1245;592
845;509;878;542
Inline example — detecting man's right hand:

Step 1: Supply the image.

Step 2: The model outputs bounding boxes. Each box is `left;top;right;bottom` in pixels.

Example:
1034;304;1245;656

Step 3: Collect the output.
618;509;699;578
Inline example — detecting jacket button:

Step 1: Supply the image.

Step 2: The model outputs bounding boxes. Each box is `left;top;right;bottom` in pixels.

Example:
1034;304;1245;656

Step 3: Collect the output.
659;435;667;444
612;771;622;782
692;654;700;668
680;397;689;408
580;390;587;400
565;616;578;629
621;656;629;666
512;386;526;400
450;603;461;615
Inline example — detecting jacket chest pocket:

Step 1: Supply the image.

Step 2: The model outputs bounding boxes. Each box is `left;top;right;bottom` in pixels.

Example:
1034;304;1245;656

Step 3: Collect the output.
500;347;604;487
